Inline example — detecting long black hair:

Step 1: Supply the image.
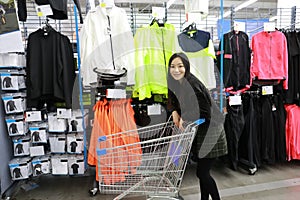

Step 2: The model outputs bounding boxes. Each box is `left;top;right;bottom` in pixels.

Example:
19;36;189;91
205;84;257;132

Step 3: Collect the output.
168;52;191;78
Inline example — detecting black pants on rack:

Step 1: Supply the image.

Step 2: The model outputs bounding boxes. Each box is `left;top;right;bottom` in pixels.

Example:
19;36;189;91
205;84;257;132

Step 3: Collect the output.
225;103;245;170
196;158;220;200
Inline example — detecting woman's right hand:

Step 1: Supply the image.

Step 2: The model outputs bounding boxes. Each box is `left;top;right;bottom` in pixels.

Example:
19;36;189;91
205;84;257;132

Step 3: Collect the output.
172;110;184;130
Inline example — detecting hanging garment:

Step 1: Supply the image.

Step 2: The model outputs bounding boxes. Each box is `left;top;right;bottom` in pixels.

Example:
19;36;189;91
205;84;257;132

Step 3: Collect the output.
217;30;251;90
250;30;288;89
88;99;142;184
26;28;76;109
224;102;245;170
178;29;216;89
283;31;300;105
133;22;177;100
35;0;83;23
285;104;300;161
79;6;135;87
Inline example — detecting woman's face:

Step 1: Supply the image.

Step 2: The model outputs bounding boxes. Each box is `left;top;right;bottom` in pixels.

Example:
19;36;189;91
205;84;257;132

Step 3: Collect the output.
170;57;186;82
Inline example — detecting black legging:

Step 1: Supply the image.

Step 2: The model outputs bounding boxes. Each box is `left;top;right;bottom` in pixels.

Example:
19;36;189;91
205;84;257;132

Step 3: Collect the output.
197;158;220;200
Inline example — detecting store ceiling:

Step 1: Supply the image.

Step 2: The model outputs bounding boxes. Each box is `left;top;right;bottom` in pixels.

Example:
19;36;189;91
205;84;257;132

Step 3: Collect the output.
112;0;278;19
76;1;279;20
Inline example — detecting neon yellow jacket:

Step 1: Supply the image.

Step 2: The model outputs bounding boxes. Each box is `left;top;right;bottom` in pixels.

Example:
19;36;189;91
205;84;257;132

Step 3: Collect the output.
133;22;177;100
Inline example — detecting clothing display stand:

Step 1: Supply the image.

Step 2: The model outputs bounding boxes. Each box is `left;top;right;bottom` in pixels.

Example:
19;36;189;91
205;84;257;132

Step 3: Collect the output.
0;98;14;198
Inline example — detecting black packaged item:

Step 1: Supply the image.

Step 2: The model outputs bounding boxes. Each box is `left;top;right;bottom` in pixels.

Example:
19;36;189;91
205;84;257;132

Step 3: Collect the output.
9;157;32;180
13;136;30;156
5;115;27;136
32;156;50;176
35;0;83;23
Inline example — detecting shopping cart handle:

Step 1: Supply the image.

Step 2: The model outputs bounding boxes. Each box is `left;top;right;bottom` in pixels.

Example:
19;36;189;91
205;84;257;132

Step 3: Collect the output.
195;118;205;125
97;148;107;156
98;136;107;142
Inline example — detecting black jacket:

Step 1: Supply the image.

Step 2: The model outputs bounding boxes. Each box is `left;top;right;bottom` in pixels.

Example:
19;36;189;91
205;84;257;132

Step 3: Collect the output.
26;28;75;109
168;74;227;158
217;30;251;90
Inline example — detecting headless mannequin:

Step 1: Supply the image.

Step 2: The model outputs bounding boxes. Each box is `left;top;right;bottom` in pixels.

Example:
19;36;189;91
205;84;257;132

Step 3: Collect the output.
89;2;115;195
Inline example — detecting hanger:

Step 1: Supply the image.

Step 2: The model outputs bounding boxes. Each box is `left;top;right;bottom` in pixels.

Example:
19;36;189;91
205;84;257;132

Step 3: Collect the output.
42;18;53;36
150;17;165;27
183;22;197;37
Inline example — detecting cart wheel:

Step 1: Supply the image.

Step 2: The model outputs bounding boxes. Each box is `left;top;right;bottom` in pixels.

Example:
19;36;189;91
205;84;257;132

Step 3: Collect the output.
89;187;98;196
248;167;257;175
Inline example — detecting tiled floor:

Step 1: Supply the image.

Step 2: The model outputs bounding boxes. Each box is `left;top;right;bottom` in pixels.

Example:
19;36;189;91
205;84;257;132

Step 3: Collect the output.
7;159;300;200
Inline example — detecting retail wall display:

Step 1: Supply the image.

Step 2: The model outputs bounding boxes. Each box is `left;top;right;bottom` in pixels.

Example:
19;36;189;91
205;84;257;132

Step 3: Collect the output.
178;22;216;89
133;20;177;100
79;5;135;87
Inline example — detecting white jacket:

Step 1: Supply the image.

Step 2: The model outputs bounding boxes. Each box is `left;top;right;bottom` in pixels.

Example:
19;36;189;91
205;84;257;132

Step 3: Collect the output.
79;6;135;87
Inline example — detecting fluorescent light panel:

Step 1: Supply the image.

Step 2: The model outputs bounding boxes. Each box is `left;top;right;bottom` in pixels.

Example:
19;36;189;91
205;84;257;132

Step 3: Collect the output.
222;0;258;18
167;0;177;9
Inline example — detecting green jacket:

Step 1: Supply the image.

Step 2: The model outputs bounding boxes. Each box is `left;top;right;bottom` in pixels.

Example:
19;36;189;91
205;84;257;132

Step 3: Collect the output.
133;22;177;100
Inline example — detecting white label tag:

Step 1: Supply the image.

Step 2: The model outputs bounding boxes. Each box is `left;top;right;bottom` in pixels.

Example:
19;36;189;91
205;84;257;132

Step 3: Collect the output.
152;7;165;20
57;108;72;119
262;85;273;95
147;104;161;115
25;111;42;122
106;89;126;99
30;146;45;157
264;22;275;32
229;95;242;106
35;5;53;17
233;21;246;32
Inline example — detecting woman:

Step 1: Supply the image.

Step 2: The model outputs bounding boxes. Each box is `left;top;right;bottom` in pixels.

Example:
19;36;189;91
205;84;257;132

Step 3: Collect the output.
167;52;227;200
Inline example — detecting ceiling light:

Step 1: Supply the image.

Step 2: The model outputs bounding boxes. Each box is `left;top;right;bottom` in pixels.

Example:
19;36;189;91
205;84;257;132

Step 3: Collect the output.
221;0;258;18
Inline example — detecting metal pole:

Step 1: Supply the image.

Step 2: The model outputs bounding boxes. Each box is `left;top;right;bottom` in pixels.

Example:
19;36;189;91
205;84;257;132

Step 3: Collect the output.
219;0;224;112
291;6;296;30
73;5;87;169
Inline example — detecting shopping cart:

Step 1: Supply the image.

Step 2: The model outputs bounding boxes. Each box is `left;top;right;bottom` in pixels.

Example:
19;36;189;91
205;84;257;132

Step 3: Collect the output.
96;118;205;200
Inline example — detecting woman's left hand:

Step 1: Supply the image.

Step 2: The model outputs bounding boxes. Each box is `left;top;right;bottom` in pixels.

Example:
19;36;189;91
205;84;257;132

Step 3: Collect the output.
179;118;184;131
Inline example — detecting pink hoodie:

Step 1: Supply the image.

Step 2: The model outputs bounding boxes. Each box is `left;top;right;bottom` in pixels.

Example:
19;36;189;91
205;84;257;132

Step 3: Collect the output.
250;30;288;89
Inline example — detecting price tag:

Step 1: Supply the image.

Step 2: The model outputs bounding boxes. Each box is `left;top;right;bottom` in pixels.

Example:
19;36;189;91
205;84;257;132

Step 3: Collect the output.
152;7;165;20
229;95;242;106
35;5;53;17
262;85;273;95
106;89;126;99
147;104;161;115
264;22;275;32
233;21;246;32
